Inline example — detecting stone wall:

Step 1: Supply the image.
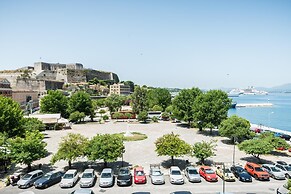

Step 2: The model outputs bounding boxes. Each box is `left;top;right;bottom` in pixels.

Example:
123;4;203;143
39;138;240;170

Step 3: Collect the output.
85;69;119;83
35;70;57;80
66;69;87;83
15;78;63;93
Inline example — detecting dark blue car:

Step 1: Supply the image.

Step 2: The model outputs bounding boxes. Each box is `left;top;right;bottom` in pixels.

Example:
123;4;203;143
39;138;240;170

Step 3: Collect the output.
34;170;63;189
230;165;252;182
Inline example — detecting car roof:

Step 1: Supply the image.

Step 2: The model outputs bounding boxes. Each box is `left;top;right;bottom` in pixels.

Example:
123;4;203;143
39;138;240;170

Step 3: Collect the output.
101;168;112;173
135;166;144;171
28;170;43;175
262;164;275;167
73;188;93;194
65;169;77;174
200;166;211;169
170;166;180;170
246;162;261;167
83;169;94;173
186;166;196;170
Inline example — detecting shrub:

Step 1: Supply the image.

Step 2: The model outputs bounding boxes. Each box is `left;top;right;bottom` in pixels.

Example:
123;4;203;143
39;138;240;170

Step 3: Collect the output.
152;105;163;112
103;115;109;121
152;116;159;123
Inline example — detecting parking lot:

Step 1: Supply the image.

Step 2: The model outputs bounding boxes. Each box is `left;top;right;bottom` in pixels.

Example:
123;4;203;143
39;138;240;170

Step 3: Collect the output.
1;121;290;194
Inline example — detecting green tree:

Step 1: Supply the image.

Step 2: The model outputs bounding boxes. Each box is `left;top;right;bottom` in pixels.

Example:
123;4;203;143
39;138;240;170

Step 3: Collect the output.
138;111;148;123
69;111;86;123
122;80;135;92
112;112;123;119
219;115;253;143
0;96;24;137
172;88;202;126
155;132;191;165
92;99;106;109
131;86;149;114
8;130;47;171
86;134;125;167
193;90;231;132
191;140;217;165
165;105;173;113
51;133;88;168
22;117;45;133
147;88;171;111
259;132;290;149
152;105;163;112
40;90;69;118
68;91;94;120
238;138;273;162
105;94;124;113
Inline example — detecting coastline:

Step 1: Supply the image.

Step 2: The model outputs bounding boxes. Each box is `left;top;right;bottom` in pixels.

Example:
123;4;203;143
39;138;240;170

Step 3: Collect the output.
250;123;291;136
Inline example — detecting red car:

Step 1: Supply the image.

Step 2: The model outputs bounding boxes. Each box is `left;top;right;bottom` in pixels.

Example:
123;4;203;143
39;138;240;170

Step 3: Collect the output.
134;166;146;184
199;166;218;182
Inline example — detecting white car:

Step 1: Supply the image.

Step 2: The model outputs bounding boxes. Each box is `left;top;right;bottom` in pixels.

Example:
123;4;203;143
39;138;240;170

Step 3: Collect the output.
79;169;96;188
99;168;114;187
169;166;184;184
60;169;79;188
262;164;285;180
277;182;289;194
276;163;291;178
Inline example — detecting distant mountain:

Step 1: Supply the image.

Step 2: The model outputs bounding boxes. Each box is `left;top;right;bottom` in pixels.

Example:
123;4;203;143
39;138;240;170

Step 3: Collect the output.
257;83;291;93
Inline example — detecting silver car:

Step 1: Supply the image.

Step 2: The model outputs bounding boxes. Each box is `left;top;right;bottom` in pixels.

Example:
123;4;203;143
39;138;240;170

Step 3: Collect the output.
17;170;43;188
275;163;291;178
262;164;285;180
169;166;184;184
149;164;165;185
70;189;95;194
59;169;79;188
277;182;289;194
185;166;201;183
79;169;96;188
99;168;114;187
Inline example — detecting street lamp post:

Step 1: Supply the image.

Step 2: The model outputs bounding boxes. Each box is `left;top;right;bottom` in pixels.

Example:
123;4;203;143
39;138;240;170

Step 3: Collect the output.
232;137;237;166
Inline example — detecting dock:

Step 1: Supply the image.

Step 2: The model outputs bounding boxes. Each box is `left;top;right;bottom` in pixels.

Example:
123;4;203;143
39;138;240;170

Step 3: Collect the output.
236;103;273;108
251;124;291;136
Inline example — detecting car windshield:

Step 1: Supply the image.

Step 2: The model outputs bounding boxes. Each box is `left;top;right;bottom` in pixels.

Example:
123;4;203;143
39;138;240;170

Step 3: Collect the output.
101;173;112;178
136;171;144;176
119;169;129;175
63;174;74;179
271;167;280;172
152;171;162;176
225;169;231;173
82;173;93;178
22;174;32;180
255;167;263;172
205;169;215;174
171;170;181;175
188;169;198;174
236;167;244;172
43;174;52;180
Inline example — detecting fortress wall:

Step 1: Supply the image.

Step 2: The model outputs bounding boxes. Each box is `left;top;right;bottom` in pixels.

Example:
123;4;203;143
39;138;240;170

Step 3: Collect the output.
66;69;87;83
66;63;83;70
0;72;23;88
15;79;64;92
85;69;119;83
35;70;57;80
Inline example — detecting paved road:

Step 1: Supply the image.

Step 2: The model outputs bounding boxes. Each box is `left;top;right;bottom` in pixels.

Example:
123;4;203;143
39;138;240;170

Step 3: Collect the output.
1;174;282;194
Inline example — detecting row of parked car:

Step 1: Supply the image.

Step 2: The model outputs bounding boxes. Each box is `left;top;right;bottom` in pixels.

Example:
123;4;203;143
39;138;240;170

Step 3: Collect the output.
15;160;291;190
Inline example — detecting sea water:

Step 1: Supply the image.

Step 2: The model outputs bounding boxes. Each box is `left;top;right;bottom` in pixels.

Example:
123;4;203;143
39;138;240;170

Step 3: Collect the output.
228;93;291;132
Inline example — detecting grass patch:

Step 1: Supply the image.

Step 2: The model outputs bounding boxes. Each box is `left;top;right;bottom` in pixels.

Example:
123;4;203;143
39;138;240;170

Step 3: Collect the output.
119;132;148;141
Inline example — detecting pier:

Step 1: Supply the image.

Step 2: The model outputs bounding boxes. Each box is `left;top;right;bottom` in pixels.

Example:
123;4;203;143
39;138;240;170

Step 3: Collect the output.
236;103;273;108
251;124;291;136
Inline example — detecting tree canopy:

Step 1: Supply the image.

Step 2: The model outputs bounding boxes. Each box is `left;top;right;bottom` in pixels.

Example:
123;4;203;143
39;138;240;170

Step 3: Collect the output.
40;90;69;118
68;91;94;119
131;86;149;114
191;140;217;165
0;96;24;137
51;133;88;168
86;134;124;166
22;117;45;133
155;132;191;165
172;87;202;125
219;115;253;143
193;90;231;131
105;94;125;113
147;88;171;111
8;130;47;171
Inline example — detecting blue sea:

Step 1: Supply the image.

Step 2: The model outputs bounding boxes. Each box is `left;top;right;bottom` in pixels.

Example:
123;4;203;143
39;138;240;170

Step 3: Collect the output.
228;93;291;132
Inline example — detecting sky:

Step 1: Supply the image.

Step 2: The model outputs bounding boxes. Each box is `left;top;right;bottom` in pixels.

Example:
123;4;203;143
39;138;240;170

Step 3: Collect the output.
0;0;291;89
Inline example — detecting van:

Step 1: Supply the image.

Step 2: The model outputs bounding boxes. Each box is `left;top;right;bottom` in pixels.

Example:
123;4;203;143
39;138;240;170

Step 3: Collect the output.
17;170;43;188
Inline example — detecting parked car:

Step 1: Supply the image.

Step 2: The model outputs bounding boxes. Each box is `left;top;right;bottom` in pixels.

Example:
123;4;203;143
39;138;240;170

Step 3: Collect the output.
262;164;285;180
230;165;252;182
275;162;291;178
17;170;44;189
59;169;79;188
70;189;95;194
134;166;147;184
244;162;269;180
79;169;96;188
149;164;165;185
34;170;63;189
117;167;132;186
99;168;114;187
215;166;235;182
184;166;201;183
277;161;288;165
199;166;218;182
169;166;184;184
277;182;290;194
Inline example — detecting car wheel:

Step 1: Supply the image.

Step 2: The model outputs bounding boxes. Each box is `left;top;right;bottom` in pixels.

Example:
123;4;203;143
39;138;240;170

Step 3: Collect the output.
286;174;290;179
254;174;258;180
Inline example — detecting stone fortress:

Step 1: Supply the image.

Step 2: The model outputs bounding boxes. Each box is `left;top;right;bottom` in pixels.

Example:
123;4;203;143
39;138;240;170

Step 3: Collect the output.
0;62;119;95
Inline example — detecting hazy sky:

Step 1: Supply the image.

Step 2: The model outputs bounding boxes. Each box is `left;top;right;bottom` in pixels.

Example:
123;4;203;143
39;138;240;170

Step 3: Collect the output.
0;0;290;89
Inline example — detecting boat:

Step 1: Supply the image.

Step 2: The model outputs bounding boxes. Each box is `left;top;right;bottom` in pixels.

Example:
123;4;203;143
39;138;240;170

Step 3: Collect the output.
230;102;237;109
242;86;268;95
227;89;243;97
